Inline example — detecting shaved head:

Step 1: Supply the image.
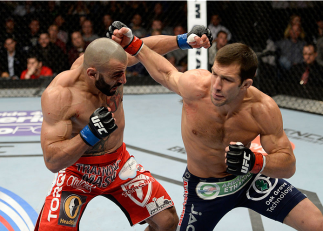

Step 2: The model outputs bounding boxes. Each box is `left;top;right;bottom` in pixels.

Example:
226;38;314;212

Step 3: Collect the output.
83;38;127;71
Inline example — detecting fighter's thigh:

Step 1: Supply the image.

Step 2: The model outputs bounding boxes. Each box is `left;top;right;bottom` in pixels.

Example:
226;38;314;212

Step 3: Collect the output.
243;174;306;222
35;170;94;230
177;199;229;231
109;172;175;226
284;198;323;231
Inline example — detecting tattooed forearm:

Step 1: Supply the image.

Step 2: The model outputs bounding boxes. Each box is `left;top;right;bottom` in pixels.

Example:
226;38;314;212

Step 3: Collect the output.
84;136;111;156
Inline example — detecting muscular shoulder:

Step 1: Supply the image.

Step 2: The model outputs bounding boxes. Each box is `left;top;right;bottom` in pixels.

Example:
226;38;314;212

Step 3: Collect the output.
41;79;74;123
179;69;211;100
249;87;283;134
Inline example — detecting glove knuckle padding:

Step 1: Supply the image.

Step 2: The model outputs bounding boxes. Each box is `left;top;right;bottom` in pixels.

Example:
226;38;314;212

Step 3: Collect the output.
107;21;128;38
104;117;115;128
188;25;206;37
226;144;257;175
80;106;118;146
112;21;128;29
187;25;213;46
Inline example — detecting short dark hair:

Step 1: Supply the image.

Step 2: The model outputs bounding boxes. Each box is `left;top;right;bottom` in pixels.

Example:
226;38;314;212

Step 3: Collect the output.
215;43;258;82
304;42;317;53
5;35;16;42
216;30;228;38
27;53;42;62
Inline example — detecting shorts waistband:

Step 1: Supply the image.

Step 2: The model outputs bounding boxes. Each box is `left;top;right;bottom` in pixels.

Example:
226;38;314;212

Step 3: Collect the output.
183;168;238;182
183;167;254;183
76;143;126;165
184;168;254;197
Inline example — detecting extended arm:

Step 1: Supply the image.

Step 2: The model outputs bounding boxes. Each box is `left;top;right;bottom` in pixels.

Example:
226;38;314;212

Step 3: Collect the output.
110;22;211;94
136;45;183;94
127;35;179;66
107;21;212;66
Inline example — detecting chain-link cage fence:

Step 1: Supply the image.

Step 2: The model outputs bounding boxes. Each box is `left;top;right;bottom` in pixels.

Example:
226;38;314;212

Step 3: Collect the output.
0;1;322;114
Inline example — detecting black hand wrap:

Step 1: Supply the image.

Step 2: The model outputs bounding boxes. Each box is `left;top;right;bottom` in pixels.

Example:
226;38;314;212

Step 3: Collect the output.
80;107;118;146
106;21;129;38
188;25;213;47
226;144;256;175
177;25;213;50
107;21;143;56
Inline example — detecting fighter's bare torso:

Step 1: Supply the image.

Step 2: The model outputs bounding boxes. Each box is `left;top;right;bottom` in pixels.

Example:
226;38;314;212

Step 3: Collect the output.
42;63;125;157
182;81;266;178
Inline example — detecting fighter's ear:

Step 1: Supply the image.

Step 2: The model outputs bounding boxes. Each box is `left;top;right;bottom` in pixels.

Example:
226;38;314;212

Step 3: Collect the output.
87;68;97;80
241;79;253;90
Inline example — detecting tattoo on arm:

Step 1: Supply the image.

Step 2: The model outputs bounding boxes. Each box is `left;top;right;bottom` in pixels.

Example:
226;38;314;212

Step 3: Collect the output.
84;136;110;155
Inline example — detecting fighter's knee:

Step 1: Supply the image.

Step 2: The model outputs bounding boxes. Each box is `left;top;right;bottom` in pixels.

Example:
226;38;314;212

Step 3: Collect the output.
159;207;178;230
146;207;179;231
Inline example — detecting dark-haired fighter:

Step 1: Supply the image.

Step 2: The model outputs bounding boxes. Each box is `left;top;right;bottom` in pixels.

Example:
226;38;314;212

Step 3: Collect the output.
111;22;323;231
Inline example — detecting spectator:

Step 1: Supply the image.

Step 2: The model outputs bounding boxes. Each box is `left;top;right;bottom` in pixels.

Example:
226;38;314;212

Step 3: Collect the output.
13;1;35;17
151;2;167;24
127;1;148;21
283;14;305;40
20;53;53;79
30;32;68;74
208;30;228;69
27;18;41;47
149;18;172;36
0;17;21;47
153;2;163;16
99;14;113;37
316;18;323;39
166;25;188;72
208;14;232;42
316;36;323;66
53;14;68;44
81;19;99;43
290;43;323;87
78;15;87;31
103;0;125;18
130;14;147;38
68;1;90;16
48;24;66;53
275;24;306;70
151;29;162;36
45;1;61;23
0;37;25;79
68;31;90;66
312;17;323;44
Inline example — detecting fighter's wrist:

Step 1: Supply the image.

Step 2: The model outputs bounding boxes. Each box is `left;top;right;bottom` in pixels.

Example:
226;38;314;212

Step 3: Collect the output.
79;125;100;146
124;36;144;56
250;152;265;174
177;33;192;50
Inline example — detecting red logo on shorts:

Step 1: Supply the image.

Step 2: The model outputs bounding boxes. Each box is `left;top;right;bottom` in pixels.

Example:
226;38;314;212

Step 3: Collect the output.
121;174;154;207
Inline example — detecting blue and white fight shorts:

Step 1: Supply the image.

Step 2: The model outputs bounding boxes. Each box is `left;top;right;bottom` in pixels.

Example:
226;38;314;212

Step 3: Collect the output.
177;168;306;231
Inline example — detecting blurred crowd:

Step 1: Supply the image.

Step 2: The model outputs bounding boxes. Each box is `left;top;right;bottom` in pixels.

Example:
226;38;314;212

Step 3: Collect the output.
0;1;322;93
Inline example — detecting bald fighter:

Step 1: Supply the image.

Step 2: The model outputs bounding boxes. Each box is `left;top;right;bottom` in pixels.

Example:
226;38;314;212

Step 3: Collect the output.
35;29;211;230
110;22;323;231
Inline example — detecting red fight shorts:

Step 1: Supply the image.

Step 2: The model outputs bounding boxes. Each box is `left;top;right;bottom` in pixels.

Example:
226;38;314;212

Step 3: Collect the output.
35;143;174;230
